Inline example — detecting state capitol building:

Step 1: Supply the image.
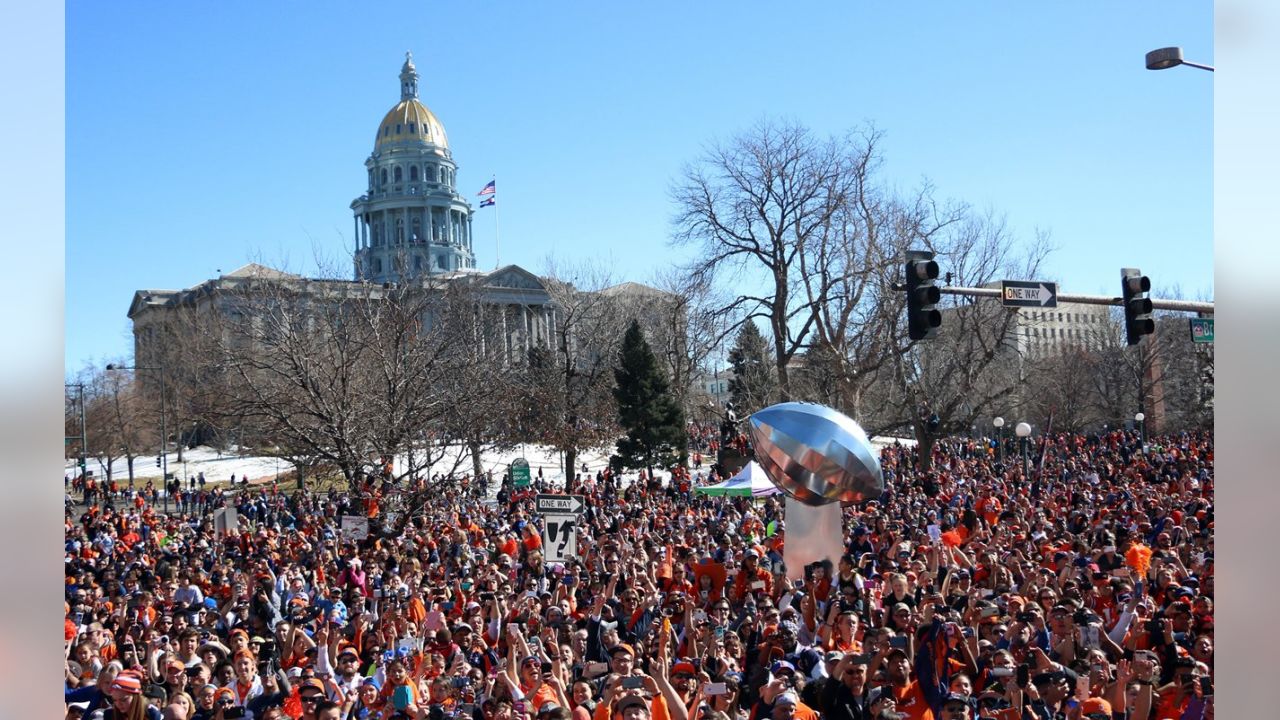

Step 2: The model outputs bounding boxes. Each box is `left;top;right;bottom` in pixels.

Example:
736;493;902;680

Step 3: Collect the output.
126;54;642;364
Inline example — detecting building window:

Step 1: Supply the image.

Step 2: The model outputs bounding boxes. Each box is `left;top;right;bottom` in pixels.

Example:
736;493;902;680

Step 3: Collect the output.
414;255;423;271
411;217;421;242
409;123;416;134
394;166;402;183
374;258;383;274
380;169;387;186
396;124;402;134
426;165;436;182
384;126;390;136
410;166;418;181
436;255;446;270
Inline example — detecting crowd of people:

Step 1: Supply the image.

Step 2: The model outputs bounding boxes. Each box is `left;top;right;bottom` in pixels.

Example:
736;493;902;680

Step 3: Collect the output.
63;427;1213;720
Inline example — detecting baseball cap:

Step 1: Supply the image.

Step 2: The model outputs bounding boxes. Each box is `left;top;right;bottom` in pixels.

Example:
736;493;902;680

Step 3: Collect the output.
608;643;636;657
774;692;799;707
298;678;326;695
671;661;697;676
770;660;796;675
1081;697;1113;718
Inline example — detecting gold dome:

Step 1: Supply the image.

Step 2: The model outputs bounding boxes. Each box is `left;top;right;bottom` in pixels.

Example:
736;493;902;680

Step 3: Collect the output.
374;99;449;152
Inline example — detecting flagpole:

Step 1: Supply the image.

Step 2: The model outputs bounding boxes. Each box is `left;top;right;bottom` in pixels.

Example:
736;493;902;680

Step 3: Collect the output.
493;175;500;269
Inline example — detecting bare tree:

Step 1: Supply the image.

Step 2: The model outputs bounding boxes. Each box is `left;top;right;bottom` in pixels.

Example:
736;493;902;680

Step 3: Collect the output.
865;212;1052;468
672;119;858;400
525;259;627;478
202;268;482;490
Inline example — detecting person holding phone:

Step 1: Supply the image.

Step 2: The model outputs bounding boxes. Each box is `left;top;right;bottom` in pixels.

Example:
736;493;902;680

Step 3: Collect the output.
728;551;771;604
816;652;868;720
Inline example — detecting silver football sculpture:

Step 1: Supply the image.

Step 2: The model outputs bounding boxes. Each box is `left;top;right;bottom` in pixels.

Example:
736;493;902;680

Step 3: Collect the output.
748;402;884;506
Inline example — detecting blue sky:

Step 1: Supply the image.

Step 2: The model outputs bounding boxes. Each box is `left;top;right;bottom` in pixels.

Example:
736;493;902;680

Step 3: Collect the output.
65;2;1212;371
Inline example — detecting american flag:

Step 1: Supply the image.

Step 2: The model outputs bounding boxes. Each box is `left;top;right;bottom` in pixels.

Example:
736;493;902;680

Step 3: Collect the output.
479;196;496;208
477;180;496;196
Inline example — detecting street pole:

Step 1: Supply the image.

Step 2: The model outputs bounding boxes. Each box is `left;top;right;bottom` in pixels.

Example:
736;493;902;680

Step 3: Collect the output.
160;371;168;514
937;285;1213;315
1015;422;1032;482
993;417;1005;464
77;384;87;480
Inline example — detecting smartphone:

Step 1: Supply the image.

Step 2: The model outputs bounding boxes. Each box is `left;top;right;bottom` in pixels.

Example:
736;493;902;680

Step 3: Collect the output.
513;701;526;715
1016;665;1030;689
989;667;1014;678
793;579;806;590
705;682;728;696
586;662;609;675
458;704;477;717
751;581;766;591
1075;675;1090;703
441;601;456;612
889;636;908;650
1016;612;1035;623
224;709;247;719
981;589;995;598
980;607;1000;619
622;676;645;690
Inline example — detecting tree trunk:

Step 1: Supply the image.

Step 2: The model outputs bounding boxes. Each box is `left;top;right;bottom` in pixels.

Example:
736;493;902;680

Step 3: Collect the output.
565;448;578;486
914;422;935;472
469;437;484;482
126;456;136;484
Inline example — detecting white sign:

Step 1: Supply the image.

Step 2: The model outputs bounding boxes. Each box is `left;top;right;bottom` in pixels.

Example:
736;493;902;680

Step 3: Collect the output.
927;524;942;544
536;494;585;515
213;507;238;535
340;515;370;541
542;514;578;564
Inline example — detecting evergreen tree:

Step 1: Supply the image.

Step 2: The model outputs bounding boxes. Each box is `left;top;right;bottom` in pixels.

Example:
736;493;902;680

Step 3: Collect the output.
613;320;686;475
728;321;777;414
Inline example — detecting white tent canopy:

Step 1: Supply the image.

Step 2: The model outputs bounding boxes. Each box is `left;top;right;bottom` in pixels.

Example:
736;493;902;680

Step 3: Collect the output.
694;461;781;497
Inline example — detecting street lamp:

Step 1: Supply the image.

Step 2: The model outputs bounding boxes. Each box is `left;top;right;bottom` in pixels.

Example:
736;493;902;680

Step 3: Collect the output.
993;416;1005;463
106;363;168;512
1135;412;1146;446
1145;47;1214;72
1015;422;1032;480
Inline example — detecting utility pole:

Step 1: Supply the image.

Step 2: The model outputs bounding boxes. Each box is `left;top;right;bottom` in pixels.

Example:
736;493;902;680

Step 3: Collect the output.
65;383;88;479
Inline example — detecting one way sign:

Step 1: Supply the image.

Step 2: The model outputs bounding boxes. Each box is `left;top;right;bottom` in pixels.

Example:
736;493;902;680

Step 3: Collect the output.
536;494;585;515
1001;280;1058;308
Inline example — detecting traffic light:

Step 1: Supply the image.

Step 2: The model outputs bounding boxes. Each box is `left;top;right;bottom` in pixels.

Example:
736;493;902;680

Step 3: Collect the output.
1121;268;1154;345
156;456;162;468
905;250;942;340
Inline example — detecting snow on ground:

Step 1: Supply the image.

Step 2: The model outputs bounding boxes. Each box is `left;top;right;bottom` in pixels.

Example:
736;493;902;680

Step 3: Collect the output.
66;435;914;488
65;444;624;488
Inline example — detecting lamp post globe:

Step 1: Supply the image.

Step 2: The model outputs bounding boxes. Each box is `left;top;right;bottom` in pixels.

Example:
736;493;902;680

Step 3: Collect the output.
1015;422;1032;480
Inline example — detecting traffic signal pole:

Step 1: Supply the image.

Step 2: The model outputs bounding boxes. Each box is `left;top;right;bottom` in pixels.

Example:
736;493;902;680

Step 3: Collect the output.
934;285;1214;315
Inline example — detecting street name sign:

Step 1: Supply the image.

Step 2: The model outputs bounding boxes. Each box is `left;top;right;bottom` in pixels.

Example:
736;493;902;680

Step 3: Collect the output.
511;457;531;488
536;493;585;515
1001;280;1058;308
1189;318;1214;344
